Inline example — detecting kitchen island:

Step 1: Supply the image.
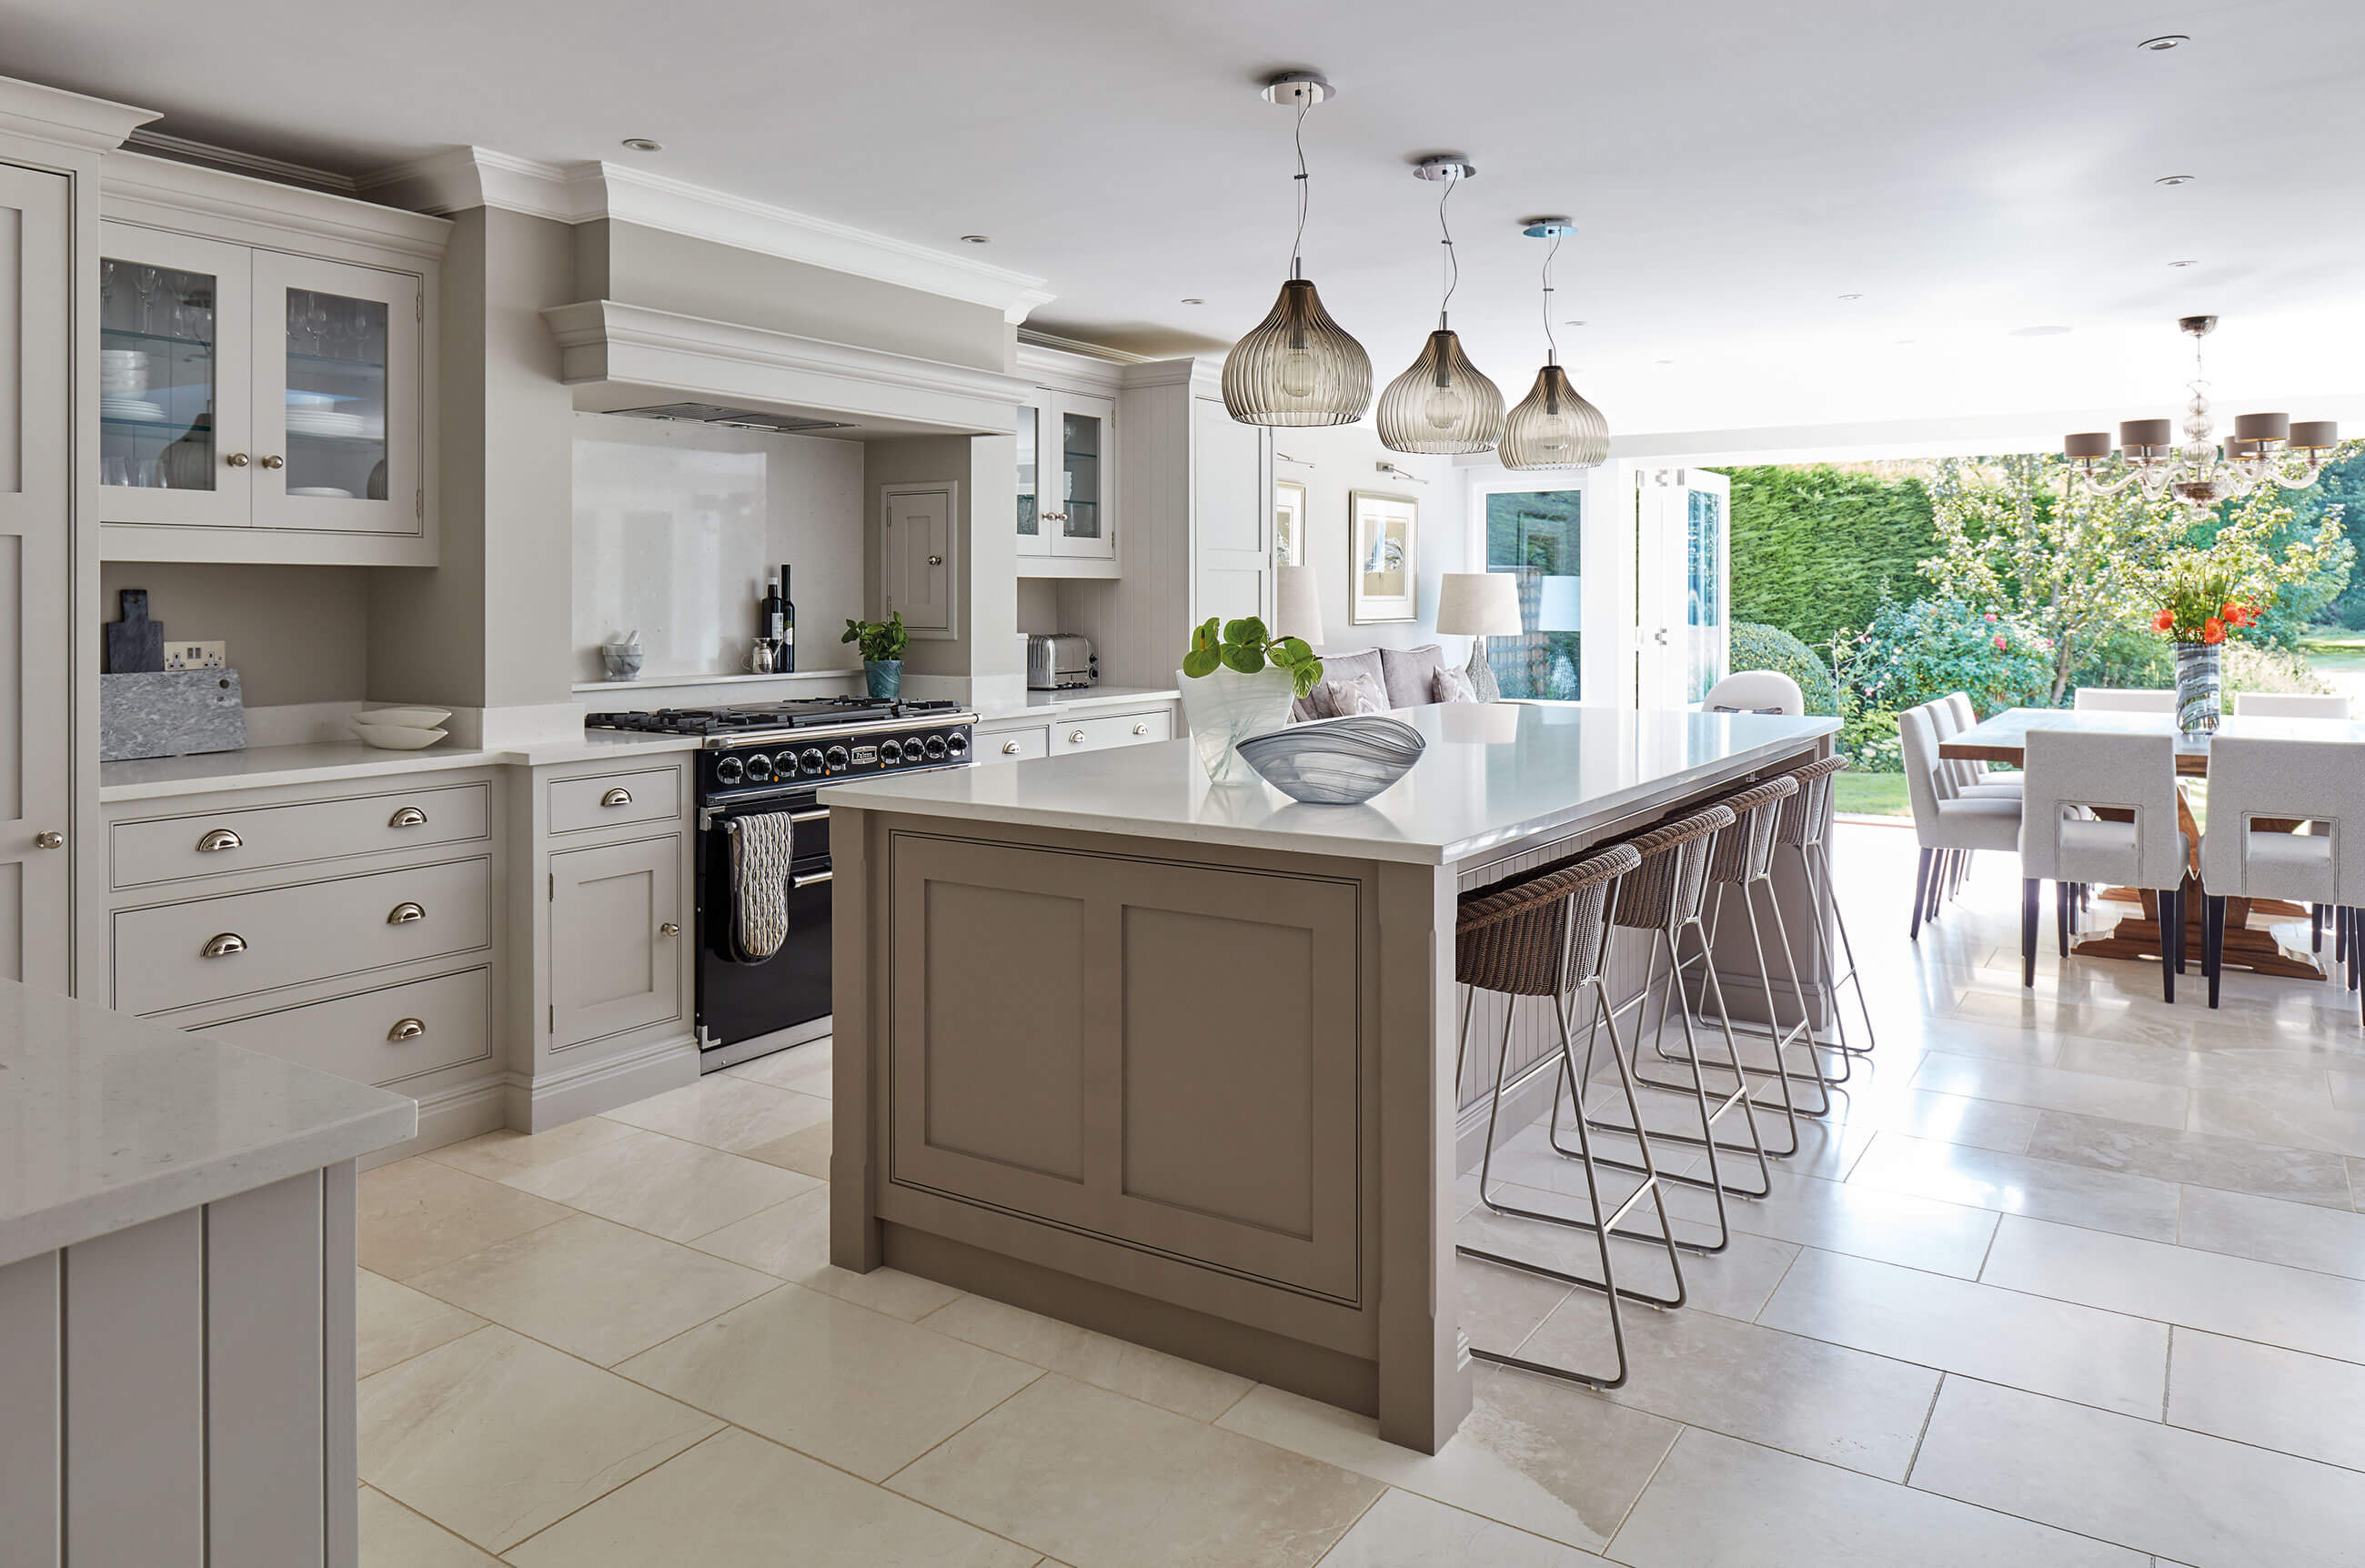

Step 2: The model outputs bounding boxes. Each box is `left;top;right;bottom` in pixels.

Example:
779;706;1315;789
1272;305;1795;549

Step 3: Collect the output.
821;702;1838;1452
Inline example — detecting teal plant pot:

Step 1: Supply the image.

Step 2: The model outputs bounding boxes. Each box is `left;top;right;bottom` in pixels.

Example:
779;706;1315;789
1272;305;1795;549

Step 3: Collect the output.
865;659;903;699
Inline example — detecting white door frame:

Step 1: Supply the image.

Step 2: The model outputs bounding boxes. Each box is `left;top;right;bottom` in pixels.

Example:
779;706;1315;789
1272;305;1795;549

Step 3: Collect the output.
1631;465;1731;709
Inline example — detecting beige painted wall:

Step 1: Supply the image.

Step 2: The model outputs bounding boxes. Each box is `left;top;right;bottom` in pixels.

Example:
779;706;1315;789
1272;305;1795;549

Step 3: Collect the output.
1271;421;1466;658
99;562;369;707
859;434;1024;689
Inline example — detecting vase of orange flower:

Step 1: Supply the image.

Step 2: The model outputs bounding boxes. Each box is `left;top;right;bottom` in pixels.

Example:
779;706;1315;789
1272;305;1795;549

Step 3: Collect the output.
2149;565;2261;737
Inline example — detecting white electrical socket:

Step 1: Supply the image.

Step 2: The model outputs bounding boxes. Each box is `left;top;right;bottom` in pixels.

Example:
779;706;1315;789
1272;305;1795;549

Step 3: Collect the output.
163;640;226;671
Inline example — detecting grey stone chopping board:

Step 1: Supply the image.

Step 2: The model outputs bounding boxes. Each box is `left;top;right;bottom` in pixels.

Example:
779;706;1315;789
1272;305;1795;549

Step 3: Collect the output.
100;670;247;761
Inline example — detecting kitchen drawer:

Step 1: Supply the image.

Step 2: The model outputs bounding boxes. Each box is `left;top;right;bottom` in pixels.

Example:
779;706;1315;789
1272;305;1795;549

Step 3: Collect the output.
114;856;492;1016
978;723;1050;764
1054;709;1173;755
110;781;490;890
548;766;682;835
200;967;491;1089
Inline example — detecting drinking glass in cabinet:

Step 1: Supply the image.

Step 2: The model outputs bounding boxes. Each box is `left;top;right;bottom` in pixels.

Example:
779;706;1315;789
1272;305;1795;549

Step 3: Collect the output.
283;287;388;501
1015;404;1040;539
99;257;217;491
1061;410;1102;541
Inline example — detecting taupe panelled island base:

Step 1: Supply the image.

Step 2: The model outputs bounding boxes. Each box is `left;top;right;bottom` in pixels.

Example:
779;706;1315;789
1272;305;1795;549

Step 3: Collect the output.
823;702;1839;1452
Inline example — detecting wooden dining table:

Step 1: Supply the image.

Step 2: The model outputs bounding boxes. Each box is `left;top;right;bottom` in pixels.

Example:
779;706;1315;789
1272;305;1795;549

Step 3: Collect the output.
1941;709;2365;980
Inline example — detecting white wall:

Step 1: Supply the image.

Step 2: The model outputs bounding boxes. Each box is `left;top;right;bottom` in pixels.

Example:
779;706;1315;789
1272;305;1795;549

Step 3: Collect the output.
570;413;865;683
1270;421;1467;658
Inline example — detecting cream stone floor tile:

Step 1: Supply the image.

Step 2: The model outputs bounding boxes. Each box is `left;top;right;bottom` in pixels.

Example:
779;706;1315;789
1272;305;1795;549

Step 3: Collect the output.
599;1073;831;1153
499;1125;818;1241
1910;1374;2365;1568
2052;1035;2336;1101
1518;1289;1940;1480
1756;1249;2167;1417
2332;1070;2365;1110
723;1037;833;1096
2351;1157;2365;1211
1456;1253;1575;1356
358;1325;720;1553
1824;1084;2044;1155
1846;1131;2182;1241
1215;1374;1678;1555
2176;1184;2365;1280
1605;1425;2144;1568
419;1116;637;1181
617;1282;1040;1481
740;1118;831;1179
401;1213;776;1366
358;1484;504;1567
1457;1182;1802;1320
1692;1162;2002;1279
689;1185;961;1320
891;1374;1381;1568
918;1292;1252;1422
1979;1215;2365;1367
357;1156;573;1281
1319;1488;1609;1567
2166;1328;2365;1473
505;1426;1035;1568
357;1268;485;1378
2187;1088;2365;1161
1892;1013;2066;1065
1909;1052;2191;1131
2023;1111;2353;1209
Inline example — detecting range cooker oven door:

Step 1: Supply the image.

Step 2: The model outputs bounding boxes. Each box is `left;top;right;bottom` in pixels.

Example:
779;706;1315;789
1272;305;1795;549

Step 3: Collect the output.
698;795;832;1052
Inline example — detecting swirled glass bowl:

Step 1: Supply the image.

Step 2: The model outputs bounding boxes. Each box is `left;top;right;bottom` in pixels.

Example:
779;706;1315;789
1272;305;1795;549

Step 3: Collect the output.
1235;715;1426;804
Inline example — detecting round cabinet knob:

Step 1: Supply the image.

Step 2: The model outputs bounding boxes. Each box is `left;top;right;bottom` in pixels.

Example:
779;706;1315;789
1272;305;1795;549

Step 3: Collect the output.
1069;729;1087;745
33;830;65;849
259;454;285;470
387;901;428;925
387;807;428;829
201;932;247;959
927;554;944;566
387;1018;427;1042
1001;740;1021;755
600;786;634;807
712;754;745;786
196;828;243;853
659;921;680;938
226;452;250;467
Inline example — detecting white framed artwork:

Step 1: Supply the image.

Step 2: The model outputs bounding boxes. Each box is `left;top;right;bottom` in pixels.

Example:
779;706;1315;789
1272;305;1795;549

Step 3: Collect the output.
1349;489;1418;623
1273;479;1307;567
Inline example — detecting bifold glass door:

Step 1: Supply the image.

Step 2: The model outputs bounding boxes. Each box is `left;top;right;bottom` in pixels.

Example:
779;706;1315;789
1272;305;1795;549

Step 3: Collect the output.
1631;467;1731;707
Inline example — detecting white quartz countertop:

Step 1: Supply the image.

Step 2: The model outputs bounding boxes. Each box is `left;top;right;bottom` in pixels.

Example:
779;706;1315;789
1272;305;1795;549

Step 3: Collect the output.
971;685;1181;721
98;731;703;802
822;702;1839;865
0;979;417;1265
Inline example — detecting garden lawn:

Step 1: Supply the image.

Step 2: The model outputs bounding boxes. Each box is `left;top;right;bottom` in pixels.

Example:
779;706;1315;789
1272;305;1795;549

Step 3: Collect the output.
2301;633;2365;706
1833;772;1910;819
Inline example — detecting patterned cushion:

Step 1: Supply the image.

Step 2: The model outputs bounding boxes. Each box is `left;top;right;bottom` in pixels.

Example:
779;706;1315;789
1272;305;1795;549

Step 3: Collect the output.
1293;648;1385;720
1306;673;1388;718
1432;668;1478;704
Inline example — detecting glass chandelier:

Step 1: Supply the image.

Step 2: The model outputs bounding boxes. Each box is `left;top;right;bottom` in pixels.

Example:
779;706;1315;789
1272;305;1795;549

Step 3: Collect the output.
2063;316;2340;518
1499;218;1609;471
1376;158;1503;454
1222;72;1372;427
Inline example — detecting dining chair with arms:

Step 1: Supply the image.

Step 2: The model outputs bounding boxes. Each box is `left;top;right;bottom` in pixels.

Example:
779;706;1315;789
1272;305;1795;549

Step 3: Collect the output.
2198;736;2365;1020
1900;705;2021;940
2231;692;2354;719
2073;689;2176;713
2019;729;2188;1000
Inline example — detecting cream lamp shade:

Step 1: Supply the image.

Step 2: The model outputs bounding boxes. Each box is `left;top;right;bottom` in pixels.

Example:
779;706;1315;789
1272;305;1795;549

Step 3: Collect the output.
1434;572;1524;638
1274;562;1326;647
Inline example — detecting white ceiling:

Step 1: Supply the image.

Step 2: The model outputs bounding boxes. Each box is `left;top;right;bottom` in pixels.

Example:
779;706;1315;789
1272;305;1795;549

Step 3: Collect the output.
13;0;2365;439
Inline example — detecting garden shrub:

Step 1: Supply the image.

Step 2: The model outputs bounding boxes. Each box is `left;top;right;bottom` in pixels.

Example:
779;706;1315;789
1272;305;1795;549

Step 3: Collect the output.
1831;597;2057;772
1724;465;1937;649
1726;622;1839;715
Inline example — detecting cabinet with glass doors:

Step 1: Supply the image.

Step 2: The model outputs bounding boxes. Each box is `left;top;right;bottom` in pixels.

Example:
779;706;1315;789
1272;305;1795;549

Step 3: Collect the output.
1015;387;1116;565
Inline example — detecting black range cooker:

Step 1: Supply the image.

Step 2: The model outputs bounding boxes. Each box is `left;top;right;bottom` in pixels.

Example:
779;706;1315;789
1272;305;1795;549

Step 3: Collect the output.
584;698;976;1070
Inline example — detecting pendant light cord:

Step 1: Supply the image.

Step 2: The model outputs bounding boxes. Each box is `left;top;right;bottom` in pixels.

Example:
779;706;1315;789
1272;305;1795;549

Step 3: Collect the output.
1435;175;1460;328
1289;96;1311;280
1541;231;1565;365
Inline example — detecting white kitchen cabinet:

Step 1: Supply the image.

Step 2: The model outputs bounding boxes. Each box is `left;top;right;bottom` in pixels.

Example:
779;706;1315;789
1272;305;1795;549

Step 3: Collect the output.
548;833;684;1049
98;153;445;567
1016;385;1117;564
881;481;954;635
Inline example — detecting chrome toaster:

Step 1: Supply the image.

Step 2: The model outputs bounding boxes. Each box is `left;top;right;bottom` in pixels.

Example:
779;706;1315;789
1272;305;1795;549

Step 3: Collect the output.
1026;634;1097;691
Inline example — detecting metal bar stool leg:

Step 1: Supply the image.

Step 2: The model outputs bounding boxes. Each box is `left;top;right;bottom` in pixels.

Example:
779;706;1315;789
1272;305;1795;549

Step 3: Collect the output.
1797;842;1877;1057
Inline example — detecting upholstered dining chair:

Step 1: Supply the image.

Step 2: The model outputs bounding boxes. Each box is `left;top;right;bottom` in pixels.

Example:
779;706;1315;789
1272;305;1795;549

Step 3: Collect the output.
1899;705;2021;939
2198;735;2365;1020
1943;692;2023;795
2018;729;2189;1000
2231;692;2355;719
1702;670;1803;716
2073;688;2176;713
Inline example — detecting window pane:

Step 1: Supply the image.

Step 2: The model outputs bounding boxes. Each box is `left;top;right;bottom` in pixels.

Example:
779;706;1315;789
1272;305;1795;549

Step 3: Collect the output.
1482;490;1582;700
1686;488;1724;702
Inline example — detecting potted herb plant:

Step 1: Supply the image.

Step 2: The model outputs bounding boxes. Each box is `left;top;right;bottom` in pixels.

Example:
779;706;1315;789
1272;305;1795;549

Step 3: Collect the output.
841;612;910;699
2148;564;2262;735
1177;616;1322;783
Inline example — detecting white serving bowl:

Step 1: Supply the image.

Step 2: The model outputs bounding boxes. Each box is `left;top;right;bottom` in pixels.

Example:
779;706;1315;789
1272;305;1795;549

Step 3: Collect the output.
356;706;453;728
352;723;448;750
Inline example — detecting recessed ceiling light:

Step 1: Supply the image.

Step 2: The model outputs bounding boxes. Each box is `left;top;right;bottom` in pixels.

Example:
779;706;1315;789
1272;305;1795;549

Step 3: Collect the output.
1563;319;1586;327
2169;258;2201;267
2139;34;2189;50
2156;174;2197;186
959;234;991;245
619;137;662;153
1838;293;1864;301
2011;325;2073;337
1180;297;1204;306
1655;358;1675;366
1894;338;1917;346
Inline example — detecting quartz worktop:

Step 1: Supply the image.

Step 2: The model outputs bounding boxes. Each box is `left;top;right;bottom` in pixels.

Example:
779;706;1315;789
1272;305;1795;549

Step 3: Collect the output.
970;685;1181;722
0;978;417;1266
823;701;1839;865
97;731;703;803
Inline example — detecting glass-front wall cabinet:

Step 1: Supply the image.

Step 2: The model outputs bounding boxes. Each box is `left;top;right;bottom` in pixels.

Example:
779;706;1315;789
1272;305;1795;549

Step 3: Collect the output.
1015;388;1115;561
98;228;250;529
1015;403;1040;547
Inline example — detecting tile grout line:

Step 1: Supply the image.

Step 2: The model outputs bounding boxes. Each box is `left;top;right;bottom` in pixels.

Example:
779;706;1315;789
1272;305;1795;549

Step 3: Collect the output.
488;1423;739;1560
1902;1371;1947;1484
1303;1485;1389;1567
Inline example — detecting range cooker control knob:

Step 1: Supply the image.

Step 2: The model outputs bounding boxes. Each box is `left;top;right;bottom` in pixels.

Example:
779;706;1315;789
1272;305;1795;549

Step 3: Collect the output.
713;754;745;786
799;748;826;777
743;752;773;784
923;734;949;761
945;733;968;759
824;745;850;772
880;739;903;765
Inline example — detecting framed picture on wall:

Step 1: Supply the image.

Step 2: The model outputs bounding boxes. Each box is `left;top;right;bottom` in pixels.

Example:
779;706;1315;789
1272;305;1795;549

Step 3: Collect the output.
1349;490;1418;623
1273;479;1307;567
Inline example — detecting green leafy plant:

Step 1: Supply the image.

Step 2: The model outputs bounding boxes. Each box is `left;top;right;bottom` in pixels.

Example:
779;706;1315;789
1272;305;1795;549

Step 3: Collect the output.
1727;621;1840;716
840;613;909;663
2148;559;2258;645
1181;617;1324;699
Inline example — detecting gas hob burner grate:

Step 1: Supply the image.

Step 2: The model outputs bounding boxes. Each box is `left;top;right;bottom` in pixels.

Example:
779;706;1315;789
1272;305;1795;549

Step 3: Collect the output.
586;697;971;738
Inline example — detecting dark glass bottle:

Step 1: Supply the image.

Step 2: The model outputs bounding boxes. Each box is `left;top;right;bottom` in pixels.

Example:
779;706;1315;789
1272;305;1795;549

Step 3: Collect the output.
777;564;797;672
760;573;784;668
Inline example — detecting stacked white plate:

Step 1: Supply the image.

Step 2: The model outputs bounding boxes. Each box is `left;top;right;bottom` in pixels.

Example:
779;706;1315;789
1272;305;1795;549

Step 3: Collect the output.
352;706;452;749
100;348;151;395
286;408;367;438
101;396;166;424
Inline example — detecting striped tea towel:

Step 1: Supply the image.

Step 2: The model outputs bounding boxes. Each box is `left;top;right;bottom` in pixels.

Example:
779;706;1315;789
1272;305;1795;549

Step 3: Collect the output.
724;811;795;962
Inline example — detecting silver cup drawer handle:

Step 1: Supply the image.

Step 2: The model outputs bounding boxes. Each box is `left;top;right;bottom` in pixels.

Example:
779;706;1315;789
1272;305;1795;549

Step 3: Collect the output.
201;932;247;959
196;828;243;852
388;807;429;829
387;901;428;925
387;1018;427;1042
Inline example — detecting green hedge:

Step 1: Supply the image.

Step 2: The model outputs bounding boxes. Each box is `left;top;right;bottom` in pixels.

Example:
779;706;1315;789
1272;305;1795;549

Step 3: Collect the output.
1721;465;1937;651
1728;622;1840;715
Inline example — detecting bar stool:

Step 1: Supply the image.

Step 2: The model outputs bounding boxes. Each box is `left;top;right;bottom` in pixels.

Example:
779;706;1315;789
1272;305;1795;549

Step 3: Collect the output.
1776;754;1878;1058
1559;804;1775;1250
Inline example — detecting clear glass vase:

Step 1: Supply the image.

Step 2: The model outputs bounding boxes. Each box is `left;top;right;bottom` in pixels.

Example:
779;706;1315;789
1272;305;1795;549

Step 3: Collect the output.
2174;641;2222;736
1176;665;1298;784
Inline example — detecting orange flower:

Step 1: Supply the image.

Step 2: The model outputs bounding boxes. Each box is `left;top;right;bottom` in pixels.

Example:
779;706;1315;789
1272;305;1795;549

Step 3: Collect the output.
2201;618;2226;645
2221;602;2240;623
2152;608;2175;632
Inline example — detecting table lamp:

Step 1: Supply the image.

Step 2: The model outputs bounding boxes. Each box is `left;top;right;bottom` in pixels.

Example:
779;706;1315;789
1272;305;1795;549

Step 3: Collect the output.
1434;572;1524;699
1274;562;1325;648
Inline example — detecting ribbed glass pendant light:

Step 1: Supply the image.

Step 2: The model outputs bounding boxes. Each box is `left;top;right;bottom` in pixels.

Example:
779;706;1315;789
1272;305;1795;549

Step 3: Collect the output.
1376;158;1504;455
1499;218;1609;470
1222;72;1372;427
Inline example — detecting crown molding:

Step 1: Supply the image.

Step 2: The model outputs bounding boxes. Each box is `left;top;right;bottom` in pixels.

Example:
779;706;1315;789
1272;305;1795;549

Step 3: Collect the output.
364;146;1056;322
122;128;359;195
103;149;448;261
0;75;156;155
1016;328;1154;365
